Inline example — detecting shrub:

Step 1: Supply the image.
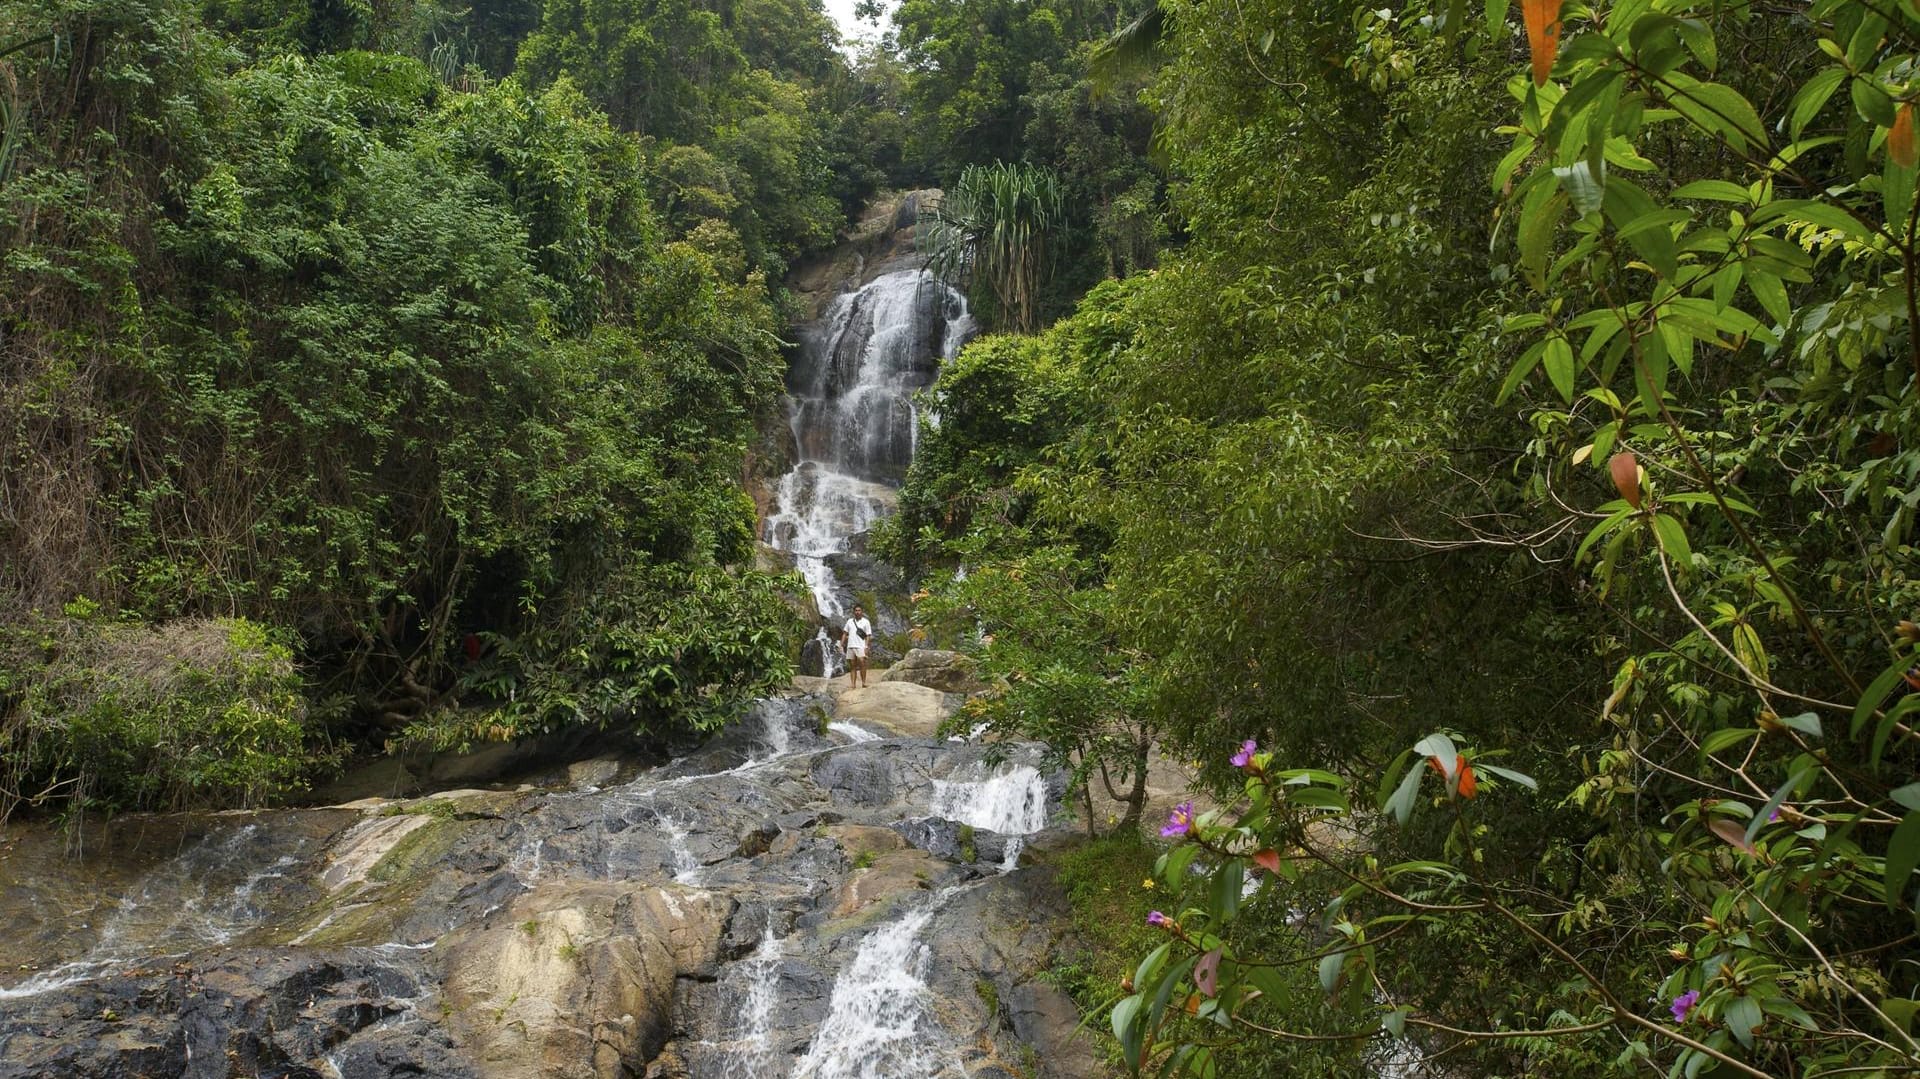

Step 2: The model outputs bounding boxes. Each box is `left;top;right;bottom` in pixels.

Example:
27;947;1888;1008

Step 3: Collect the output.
0;606;334;822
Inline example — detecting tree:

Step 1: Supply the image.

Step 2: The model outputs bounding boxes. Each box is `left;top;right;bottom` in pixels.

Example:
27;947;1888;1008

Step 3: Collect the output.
922;161;1067;332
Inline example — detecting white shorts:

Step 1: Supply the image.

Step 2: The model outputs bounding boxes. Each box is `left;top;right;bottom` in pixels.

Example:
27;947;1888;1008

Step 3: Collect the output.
846;645;867;658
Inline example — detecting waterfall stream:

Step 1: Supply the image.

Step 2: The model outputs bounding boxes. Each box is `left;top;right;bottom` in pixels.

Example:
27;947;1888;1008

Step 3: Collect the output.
764;267;974;620
0;221;1086;1079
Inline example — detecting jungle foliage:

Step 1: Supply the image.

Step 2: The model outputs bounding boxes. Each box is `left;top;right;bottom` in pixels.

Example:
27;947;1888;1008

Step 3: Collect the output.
895;0;1920;1075
0;0;876;816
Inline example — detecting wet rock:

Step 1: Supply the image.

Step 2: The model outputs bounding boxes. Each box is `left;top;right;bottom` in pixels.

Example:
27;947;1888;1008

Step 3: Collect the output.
0;949;463;1079
890;816;1015;866
810;749;899;807
831;680;958;738
881;648;990;694
319;813;434;891
566;758;621;789
824;848;941;918
439;882;728;1079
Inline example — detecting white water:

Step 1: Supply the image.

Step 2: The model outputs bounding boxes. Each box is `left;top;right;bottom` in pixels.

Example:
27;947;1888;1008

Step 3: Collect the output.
765;268;975;621
722;928;786;1078
789;903;969;1079
930;765;1050;835
790;766;1050;1078
0;824;309;999
827;721;880;743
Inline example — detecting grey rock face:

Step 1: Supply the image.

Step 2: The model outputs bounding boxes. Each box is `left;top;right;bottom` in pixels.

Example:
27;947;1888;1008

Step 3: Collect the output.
880;648;989;694
0;691;1102;1079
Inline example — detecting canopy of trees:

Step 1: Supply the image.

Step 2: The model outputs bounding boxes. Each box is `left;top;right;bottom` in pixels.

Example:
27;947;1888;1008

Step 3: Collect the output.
891;0;1920;1075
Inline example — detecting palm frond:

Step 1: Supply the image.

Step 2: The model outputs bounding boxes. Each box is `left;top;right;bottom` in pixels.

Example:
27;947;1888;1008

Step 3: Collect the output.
1089;7;1167;98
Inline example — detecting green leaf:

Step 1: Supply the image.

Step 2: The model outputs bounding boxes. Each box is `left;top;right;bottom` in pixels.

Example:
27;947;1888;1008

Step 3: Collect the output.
1723;995;1762;1048
1776;712;1823;737
1476;762;1539;791
1789;67;1845;139
1554;160;1606;217
1663;75;1767;151
1384;758;1425;826
1413;732;1458;764
1318;950;1346;994
1576;507;1636;564
1851;75;1897;128
1136;941;1173;991
1111;993;1145;1065
1670;180;1750;203
1765;199;1872;239
1498;339;1549;403
1747;270;1790;326
1886;811;1920;910
1891;782;1920;812
1519;183;1570;290
1745;764;1810;845
1164;842;1201;887
1651;513;1692;566
1853;660;1909;738
1700;727;1760;756
1382;1006;1408;1038
1544;335;1576;401
1209;857;1244;921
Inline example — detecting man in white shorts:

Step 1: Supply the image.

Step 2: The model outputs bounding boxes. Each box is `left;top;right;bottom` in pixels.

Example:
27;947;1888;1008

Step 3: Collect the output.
840;605;873;688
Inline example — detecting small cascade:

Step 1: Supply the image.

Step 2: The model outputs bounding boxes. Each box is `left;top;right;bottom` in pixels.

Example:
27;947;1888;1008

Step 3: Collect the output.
0;823;315;999
789;904;968;1079
788;764;1052;1077
826;720;880;743
764;267;975;621
930;765;1050;835
660;811;705;885
721;928;785;1078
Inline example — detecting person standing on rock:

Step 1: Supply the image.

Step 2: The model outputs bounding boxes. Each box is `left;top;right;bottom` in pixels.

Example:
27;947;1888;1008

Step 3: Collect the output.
841;605;873;688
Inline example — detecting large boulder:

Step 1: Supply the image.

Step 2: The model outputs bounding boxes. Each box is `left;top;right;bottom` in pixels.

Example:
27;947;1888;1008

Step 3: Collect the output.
831;681;959;738
439;882;729;1079
880;649;988;694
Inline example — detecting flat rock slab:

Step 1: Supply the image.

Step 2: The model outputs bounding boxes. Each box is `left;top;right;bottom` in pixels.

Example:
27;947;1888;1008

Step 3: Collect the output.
830;681;960;738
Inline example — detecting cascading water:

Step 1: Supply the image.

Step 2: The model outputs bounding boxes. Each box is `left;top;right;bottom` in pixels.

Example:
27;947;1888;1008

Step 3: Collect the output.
789;904;969;1079
764;267;975;623
789;764;1052;1079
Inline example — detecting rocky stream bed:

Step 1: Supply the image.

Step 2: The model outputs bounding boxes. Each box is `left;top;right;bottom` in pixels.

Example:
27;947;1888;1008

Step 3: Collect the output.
0;672;1107;1079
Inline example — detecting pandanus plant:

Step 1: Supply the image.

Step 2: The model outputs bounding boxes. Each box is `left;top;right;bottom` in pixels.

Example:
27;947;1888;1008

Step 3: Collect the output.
921;161;1066;334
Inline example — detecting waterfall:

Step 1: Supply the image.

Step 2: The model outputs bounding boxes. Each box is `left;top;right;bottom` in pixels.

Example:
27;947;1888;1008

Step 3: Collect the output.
789;765;1050;1077
721;928;785;1078
764;268;975;621
929;765;1050;835
788;904;968;1079
0;822;312;999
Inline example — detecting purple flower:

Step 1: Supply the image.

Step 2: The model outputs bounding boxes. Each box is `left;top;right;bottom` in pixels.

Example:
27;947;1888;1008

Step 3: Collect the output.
1669;989;1699;1023
1160;802;1195;838
1146;910;1169;927
1231;739;1259;769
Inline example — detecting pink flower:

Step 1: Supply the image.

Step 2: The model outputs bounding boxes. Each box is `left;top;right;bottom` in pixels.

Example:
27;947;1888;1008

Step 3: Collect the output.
1146;910;1169;927
1669;989;1699;1023
1231;739;1258;769
1160;802;1195;838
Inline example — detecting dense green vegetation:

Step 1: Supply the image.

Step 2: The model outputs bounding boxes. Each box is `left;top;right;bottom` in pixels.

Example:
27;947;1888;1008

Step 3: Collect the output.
0;0;911;818
895;0;1920;1075
9;0;1920;1070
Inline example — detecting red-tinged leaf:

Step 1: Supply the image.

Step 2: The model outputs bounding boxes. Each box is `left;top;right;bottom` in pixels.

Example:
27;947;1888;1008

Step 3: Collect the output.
1523;0;1564;86
1609;451;1641;508
1195;948;1222;997
1895;103;1919;170
1456;761;1478;799
1252;849;1283;875
1708;817;1757;855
